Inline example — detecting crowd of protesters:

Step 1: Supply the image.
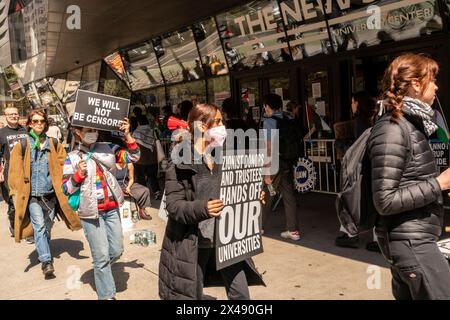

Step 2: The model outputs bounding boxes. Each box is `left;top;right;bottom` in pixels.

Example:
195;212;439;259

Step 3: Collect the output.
1;53;450;300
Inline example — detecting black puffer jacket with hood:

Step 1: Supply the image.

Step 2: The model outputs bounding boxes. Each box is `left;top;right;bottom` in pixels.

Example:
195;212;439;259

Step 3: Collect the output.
368;112;443;241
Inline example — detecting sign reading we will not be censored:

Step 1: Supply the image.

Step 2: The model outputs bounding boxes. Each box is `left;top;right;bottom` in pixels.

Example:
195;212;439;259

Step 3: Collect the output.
215;151;264;270
72;89;130;132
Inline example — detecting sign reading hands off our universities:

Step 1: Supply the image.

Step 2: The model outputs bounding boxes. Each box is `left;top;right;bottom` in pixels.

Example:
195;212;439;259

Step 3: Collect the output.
215;151;264;270
72;90;130;131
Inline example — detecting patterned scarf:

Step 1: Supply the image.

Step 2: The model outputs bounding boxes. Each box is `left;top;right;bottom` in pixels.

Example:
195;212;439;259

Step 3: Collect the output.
402;96;438;137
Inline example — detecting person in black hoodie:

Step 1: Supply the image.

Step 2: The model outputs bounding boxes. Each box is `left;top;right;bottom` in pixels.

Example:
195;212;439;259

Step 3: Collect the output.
0;106;27;237
158;103;264;300
368;53;450;300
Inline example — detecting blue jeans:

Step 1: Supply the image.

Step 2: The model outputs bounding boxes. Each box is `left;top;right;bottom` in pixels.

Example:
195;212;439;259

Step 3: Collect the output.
81;209;124;300
28;196;56;263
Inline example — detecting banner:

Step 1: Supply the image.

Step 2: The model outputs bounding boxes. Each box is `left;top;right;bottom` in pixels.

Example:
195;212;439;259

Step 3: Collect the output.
215;152;264;270
72;90;130;131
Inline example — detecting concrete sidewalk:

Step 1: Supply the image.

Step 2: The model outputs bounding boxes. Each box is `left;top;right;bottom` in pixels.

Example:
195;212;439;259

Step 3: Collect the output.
0;193;395;300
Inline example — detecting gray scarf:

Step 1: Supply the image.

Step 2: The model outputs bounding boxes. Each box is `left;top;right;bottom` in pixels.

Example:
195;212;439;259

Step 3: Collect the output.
402;96;438;137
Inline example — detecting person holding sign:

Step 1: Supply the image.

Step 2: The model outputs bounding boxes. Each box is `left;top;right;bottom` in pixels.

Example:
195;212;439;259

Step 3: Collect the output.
159;104;264;300
62;118;140;300
8;110;81;279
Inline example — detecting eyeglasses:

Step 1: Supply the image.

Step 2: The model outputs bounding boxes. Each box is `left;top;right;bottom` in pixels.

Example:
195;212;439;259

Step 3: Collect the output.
5;113;18;117
31;119;46;124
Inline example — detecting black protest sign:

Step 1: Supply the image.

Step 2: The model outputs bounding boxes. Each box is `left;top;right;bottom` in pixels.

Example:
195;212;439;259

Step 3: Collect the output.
431;142;450;170
72;89;130;131
215;152;264;270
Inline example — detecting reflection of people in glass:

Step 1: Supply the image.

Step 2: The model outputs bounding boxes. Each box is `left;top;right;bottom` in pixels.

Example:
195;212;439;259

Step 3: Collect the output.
377;31;395;44
140;66;158;85
121;50;138;80
203;56;212;77
210;55;227;75
335;10;358;52
224;42;242;69
194;59;204;79
253;43;275;67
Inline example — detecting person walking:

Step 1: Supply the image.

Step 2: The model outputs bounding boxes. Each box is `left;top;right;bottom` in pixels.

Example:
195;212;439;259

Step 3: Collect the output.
8;110;81;278
159;103;264;300
0;106;27;237
62;118;140;300
368;53;450;300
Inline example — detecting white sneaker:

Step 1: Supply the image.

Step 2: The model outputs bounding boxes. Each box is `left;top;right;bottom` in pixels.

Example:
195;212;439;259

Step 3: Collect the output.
281;230;300;241
25;237;35;244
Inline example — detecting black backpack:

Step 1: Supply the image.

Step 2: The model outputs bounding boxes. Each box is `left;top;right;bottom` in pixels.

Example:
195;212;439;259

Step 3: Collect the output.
272;113;304;163
336;118;411;236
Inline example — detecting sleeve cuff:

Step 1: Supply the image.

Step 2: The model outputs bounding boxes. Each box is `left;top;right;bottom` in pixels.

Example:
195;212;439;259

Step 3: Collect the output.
73;171;85;184
127;141;138;150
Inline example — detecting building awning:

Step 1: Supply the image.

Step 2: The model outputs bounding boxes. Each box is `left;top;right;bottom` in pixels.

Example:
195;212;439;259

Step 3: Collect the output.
47;0;247;76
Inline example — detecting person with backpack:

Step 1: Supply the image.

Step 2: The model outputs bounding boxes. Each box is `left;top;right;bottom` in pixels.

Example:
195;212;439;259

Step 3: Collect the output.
261;94;302;241
62;118;140;300
335;91;380;252
368;53;450;299
8;110;81;279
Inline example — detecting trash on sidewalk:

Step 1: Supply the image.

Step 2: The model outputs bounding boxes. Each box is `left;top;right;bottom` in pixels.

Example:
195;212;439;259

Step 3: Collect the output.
130;230;157;247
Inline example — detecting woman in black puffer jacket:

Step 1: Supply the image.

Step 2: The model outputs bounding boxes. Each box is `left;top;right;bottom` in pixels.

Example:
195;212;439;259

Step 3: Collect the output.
368;53;450;300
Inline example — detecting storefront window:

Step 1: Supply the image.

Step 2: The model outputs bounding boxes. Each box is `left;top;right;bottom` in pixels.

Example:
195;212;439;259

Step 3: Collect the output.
168;80;206;107
241;81;260;124
269;76;290;109
207;75;230;106
34;78;63;115
24;82;40;108
22;0;47;58
136;87;166;109
63;67;82;103
327;0;443;52
47;73;66;100
80;61;101;92
216;0;290;72
12;51;46;84
121;41;164;91
279;0;332;59
194;18;229;77
104;52;130;87
158;28;203;84
99;63;131;99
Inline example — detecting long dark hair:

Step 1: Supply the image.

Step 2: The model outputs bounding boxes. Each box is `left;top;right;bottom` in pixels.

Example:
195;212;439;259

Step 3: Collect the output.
353;91;376;126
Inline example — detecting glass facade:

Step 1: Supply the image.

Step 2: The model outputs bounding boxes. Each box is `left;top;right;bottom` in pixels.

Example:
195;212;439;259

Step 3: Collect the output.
216;0;289;71
80;61;101;92
122;42;165;91
104;52;130;87
328;0;443;52
100;62;131;99
194;17;229;76
207;75;231;106
168;79;206;107
158;28;203;84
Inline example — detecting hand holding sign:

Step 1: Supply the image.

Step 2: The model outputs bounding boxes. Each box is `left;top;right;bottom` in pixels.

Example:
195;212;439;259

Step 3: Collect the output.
207;199;224;217
119;117;133;142
77;160;87;177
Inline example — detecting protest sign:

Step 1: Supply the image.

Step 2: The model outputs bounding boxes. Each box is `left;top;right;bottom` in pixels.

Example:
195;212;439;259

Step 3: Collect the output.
215;152;264;270
72;89;130;131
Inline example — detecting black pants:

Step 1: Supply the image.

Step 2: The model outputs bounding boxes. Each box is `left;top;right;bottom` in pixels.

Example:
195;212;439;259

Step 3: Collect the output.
262;167;298;231
1;181;15;233
196;248;250;300
377;233;450;300
129;183;151;209
134;164;160;194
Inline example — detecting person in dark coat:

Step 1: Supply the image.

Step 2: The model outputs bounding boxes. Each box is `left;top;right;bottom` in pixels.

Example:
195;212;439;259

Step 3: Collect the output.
368;53;450;300
158;103;265;300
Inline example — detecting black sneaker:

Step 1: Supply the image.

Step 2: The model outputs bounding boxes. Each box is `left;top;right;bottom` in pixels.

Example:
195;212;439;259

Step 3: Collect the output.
42;262;55;279
335;233;359;248
366;241;381;253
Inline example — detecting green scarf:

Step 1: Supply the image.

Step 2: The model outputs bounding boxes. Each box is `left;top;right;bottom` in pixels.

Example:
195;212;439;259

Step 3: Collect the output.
29;130;46;150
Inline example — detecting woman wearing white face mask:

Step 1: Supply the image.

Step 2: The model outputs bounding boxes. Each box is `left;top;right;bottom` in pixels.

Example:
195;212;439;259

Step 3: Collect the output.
159;104;265;300
62;118;140;300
